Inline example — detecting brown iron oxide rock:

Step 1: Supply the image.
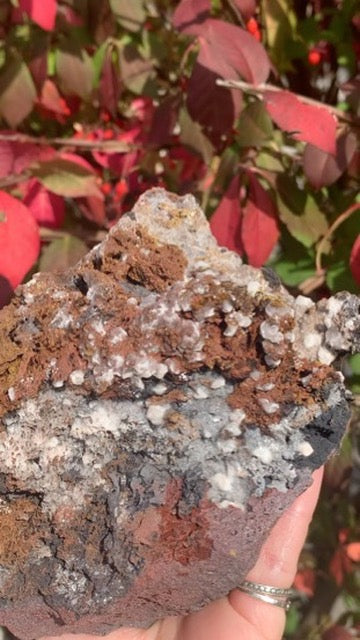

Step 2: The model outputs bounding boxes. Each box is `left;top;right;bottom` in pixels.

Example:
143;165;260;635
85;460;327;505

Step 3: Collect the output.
0;189;358;639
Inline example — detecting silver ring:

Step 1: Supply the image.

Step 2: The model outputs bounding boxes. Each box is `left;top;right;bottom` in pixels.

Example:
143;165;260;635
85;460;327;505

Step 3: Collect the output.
236;580;297;611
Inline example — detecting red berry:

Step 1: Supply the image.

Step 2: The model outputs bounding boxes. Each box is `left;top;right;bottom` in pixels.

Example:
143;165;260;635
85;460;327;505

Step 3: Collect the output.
102;129;115;140
59;98;71;116
308;49;321;65
246;17;258;34
114;180;128;197
101;182;112;195
100;110;111;122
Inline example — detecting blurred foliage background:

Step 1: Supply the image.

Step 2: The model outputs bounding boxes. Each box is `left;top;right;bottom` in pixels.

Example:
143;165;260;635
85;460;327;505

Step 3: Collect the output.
0;1;358;638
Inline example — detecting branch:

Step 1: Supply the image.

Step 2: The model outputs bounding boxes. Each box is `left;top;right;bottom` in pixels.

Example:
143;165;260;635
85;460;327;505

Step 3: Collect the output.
39;227;106;245
0;172;31;189
223;0;246;28
298;203;360;295
0;132;133;152
315;202;360;274
216;78;356;125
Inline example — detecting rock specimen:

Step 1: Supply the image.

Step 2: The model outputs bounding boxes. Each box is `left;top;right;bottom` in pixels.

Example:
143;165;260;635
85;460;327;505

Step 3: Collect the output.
0;189;358;639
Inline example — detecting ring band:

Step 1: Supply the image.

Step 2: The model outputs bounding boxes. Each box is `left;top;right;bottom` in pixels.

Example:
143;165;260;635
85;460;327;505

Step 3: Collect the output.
236;580;297;611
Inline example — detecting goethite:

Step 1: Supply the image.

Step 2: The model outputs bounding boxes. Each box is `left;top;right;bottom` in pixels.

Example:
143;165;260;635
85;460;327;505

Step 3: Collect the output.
0;189;358;639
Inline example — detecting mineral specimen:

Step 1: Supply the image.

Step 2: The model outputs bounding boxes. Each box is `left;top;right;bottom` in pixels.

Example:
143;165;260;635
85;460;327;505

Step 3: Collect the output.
0;189;358;639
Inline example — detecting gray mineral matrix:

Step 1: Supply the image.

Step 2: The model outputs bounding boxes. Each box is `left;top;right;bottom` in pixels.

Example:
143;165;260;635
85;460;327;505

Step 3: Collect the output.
0;188;358;640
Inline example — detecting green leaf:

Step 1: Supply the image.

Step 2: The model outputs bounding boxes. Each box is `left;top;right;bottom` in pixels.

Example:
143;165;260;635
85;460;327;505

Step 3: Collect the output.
0;57;36;127
109;0;145;32
118;42;155;94
324;431;354;491
273;256;315;287
92;41;108;87
262;0;300;70
211;147;240;198
236;100;273;147
255;150;284;172
56;44;94;99
47;49;56;76
284;605;301;635
39;235;88;273
348;353;360;375
179;107;214;165
34;159;103;198
298;16;320;44
276;175;328;247
325;259;359;294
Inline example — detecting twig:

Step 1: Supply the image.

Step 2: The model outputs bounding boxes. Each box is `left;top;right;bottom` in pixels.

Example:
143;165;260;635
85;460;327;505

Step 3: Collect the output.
299;272;326;296
200;156;220;211
39;228;73;241
0;173;31;189
239;162;277;187
39;227;106;244
216;78;356;124
315;203;360;274
179;39;199;73
223;0;246;28
0;132;133;153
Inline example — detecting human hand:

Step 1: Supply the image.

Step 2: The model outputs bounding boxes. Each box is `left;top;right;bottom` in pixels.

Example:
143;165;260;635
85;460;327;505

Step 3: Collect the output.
42;467;323;640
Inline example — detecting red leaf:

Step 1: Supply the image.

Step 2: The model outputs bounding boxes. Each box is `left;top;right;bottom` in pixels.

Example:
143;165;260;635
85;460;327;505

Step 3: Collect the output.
0;136;55;178
148;95;181;147
241;172;279;267
329;548;352;586
28;43;48;90
0;191;40;290
196;19;270;84
19;0;57;31
293;568;316;596
187;51;243;146
322;625;353;640
172;0;210;35
0;59;37;127
77;196;107;227
58;152;96;173
350;235;360;286
348;149;360;179
170;145;206;182
23;179;65;229
35;154;103;199
338;528;349;544
210;174;243;254
56;44;93;99
57;4;83;26
346;542;360;562
99;47;122;117
304;132;357;189
264;90;337;155
38;79;70;115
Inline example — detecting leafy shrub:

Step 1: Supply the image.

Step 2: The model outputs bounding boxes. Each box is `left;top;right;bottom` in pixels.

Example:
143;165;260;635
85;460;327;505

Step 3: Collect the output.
0;1;359;637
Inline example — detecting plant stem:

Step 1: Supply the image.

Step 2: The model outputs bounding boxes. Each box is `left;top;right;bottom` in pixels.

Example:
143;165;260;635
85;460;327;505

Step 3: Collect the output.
315;202;360;274
39;227;106;244
0;133;133;152
0;173;30;189
223;0;246;28
216;78;356;125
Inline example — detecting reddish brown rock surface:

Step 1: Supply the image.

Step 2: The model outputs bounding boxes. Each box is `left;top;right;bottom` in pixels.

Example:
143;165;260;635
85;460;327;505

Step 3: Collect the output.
0;189;358;639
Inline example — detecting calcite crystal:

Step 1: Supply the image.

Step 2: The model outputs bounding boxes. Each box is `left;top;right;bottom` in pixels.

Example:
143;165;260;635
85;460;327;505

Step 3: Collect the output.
0;189;358;639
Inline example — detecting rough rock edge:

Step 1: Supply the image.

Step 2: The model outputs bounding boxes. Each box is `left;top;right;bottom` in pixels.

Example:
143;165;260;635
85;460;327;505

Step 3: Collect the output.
0;189;356;639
